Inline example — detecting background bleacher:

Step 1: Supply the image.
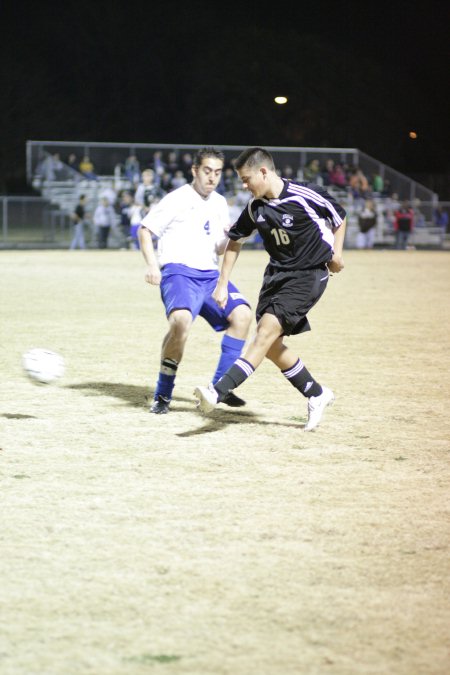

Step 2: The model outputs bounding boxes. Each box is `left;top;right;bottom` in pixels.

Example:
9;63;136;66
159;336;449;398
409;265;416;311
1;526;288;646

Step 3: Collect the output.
0;141;448;249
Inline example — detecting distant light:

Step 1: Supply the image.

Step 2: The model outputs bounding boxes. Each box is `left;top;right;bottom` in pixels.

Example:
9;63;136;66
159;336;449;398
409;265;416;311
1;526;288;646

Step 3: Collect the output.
274;96;288;105
409;131;418;139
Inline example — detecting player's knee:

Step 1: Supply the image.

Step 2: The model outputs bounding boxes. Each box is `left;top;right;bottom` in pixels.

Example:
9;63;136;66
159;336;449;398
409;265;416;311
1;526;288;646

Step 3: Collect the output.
254;318;282;348
228;304;252;333
168;310;192;339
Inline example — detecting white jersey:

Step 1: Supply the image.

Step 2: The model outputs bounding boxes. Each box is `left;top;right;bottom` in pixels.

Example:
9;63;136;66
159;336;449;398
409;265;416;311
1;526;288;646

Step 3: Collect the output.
140;184;230;270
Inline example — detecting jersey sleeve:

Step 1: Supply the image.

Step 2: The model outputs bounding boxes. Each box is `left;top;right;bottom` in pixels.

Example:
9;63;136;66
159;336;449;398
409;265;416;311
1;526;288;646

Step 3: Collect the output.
227;199;257;241
140;193;173;237
310;183;346;228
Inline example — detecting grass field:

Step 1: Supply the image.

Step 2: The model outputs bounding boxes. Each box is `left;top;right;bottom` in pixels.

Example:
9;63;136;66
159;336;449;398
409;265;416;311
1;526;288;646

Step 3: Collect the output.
1;249;449;675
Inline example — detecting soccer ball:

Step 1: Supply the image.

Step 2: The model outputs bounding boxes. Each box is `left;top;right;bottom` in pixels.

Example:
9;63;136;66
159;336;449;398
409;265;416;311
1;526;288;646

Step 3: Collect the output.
22;348;65;384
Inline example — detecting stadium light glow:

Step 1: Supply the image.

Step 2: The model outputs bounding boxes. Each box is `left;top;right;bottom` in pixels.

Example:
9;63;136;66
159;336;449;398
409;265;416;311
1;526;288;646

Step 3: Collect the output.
274;96;288;105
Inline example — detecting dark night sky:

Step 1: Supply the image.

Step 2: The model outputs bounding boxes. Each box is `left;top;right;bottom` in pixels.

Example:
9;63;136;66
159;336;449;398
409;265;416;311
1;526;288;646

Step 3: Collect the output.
2;0;450;195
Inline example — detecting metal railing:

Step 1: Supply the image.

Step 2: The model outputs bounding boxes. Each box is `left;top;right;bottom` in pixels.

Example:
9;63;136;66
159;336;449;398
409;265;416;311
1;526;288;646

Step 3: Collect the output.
0;196;72;247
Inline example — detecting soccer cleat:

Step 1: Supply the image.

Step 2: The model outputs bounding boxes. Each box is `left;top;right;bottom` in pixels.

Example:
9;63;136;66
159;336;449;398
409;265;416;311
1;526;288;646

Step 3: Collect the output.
222;391;246;407
150;395;170;414
304;386;335;431
193;384;218;414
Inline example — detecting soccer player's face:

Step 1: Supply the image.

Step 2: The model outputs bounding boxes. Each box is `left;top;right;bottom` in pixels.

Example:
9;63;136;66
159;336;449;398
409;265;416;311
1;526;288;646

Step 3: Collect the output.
192;158;223;198
237;166;266;198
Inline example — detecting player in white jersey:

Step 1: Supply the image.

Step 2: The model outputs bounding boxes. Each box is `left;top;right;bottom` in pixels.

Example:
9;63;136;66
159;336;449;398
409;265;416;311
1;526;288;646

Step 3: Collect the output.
194;147;346;431
139;147;252;414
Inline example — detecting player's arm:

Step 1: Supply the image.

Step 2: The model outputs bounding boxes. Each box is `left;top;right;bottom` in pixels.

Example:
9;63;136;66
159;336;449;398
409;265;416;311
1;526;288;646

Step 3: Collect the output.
215;225;230;255
138;225;161;285
328;217;346;273
213;239;243;308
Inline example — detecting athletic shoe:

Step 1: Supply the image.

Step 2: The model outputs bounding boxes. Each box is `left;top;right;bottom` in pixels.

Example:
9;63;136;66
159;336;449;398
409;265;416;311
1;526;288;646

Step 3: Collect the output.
222;391;246;407
304;386;335;431
150;395;170;414
193;384;218;413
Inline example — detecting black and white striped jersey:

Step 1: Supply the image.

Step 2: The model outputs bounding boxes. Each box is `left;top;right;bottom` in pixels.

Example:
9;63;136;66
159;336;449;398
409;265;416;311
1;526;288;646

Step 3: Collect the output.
228;179;346;270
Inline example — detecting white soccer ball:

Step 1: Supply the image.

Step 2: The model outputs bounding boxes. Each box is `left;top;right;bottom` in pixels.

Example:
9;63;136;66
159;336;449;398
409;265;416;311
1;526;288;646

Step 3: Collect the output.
22;348;65;384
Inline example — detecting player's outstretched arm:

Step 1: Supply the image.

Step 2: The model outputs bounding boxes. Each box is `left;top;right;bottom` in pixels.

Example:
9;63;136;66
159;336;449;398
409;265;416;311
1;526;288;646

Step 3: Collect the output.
138;225;161;285
328;217;346;273
213;239;242;308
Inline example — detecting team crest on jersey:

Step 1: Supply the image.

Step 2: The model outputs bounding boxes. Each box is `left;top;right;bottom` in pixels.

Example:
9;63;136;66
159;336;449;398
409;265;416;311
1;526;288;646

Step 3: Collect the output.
282;214;294;228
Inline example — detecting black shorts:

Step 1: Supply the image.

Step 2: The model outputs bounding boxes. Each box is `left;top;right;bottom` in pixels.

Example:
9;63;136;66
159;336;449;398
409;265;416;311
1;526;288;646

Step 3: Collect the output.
256;266;329;335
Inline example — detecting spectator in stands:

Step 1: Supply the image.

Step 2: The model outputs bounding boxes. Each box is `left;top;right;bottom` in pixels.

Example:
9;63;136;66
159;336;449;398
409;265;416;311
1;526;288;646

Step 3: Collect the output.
166;151;180;176
349;167;370;200
434;206;449;247
99;180;118;207
124;154;141;185
79;155;97;180
372;171;384;194
93;196;116;249
134;169;163;214
383;191;400;231
38;153;63;182
151;150;166;184
381;178;393;198
282;165;295;180
321;158;335;186
180;152;194;180
129;197;147;250
303;158;321;183
52;153;64;179
69;194;88;250
170;169;187;190
394;200;414;249
67;153;78;173
223;166;237;196
159;170;173;194
118;190;133;249
356;199;377;249
329;162;347;189
412;198;426;228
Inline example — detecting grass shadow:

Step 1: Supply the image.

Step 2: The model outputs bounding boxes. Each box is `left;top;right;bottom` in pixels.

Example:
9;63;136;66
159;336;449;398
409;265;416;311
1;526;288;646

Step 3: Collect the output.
177;408;305;437
66;381;168;408
1;413;38;420
66;381;307;435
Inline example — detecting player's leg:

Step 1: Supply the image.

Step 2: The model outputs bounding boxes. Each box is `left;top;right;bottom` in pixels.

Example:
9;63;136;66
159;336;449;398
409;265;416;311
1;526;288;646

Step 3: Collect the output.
78;223;85;248
212;303;252;406
263;269;334;431
266;337;334;430
198;281;252;408
150;271;203;414
150;308;192;413
266;338;323;398
194;313;282;412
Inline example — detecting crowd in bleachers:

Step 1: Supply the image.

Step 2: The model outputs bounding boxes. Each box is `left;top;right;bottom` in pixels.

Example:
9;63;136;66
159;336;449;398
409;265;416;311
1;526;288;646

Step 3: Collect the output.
34;149;449;251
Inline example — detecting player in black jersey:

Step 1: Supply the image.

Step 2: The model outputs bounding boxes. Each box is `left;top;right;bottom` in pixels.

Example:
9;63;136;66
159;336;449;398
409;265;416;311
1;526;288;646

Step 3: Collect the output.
194;147;346;431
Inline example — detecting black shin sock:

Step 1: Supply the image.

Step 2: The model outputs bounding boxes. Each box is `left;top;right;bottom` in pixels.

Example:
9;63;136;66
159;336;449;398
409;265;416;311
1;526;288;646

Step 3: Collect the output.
282;358;322;398
214;358;254;401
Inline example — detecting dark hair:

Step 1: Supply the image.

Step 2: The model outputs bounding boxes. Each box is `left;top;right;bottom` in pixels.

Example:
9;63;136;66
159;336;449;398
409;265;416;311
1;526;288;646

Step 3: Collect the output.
193;147;225;168
235;147;275;171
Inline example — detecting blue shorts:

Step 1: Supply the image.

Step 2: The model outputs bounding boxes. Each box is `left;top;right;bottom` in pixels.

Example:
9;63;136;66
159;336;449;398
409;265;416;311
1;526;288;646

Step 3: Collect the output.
160;263;250;332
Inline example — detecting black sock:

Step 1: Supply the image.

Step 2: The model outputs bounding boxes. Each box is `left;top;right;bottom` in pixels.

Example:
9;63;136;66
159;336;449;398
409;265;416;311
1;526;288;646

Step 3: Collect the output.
282;358;322;398
214;358;254;401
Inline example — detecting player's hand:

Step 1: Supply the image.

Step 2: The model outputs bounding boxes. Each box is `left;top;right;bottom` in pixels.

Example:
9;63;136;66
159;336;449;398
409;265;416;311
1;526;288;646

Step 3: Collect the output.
328;254;344;274
144;267;161;285
213;280;229;309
